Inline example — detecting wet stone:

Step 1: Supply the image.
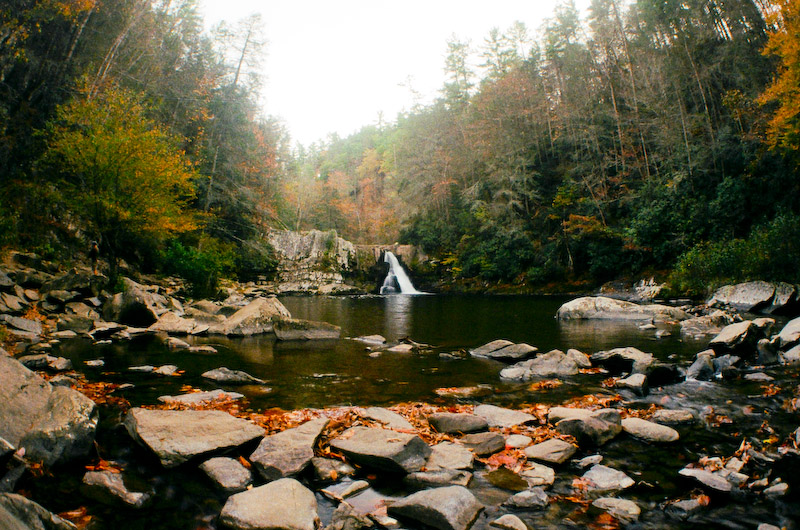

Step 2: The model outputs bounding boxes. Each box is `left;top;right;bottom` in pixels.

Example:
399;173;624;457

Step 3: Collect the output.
489;514;527;530
520;462;555;487
665;498;704;520
469;340;514;358
201;367;266;385
428;413;488;434
199;457;253;493
485;467;529;491
474;405;536;428
460;432;506;456
361;407;414;430
220;478;318;530
330;427;431;474
524;438;577;465
387;485;483;530
504;435;531;449
621;417;679;443
503;487;549;510
250;418;328;481
651;409;695;425
581;465;635;492
574;454;603;469
158;389;244;405
404;469;473;489
312;457;356;482
427;442;474;471
592;497;640;523
80;470;153;509
678;467;732;493
321;479;370;501
763;482;788;498
325;502;374;530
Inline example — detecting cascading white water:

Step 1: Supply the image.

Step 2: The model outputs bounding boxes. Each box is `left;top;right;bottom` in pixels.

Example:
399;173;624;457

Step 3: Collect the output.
382;251;423;294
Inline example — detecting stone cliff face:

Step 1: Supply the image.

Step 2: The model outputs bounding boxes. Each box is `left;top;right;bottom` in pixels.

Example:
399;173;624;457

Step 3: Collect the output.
265;230;427;295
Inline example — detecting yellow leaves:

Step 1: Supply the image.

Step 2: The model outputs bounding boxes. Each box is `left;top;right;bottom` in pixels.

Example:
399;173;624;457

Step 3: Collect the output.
528;379;562;392
58;506;93;530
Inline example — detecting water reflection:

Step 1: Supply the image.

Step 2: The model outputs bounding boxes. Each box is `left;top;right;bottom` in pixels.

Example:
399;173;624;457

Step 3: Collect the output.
383;294;413;339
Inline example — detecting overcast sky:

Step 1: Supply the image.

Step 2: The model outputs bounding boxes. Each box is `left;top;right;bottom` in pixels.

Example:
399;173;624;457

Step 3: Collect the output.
197;1;591;146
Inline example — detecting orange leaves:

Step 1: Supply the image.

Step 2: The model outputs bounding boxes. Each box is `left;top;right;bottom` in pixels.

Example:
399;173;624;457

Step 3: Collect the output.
589;512;621;530
704;407;733;428
564;393;622;410
85;458;122;473
484;449;526;472
528;379;562;392
58;506;93;530
761;383;782;397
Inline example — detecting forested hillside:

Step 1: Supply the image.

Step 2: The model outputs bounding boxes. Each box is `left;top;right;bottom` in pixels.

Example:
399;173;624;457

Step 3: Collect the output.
2;0;799;295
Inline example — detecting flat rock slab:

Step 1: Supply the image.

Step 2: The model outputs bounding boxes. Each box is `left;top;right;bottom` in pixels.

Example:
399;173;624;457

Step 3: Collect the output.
214;297;292;336
592;497;640;522
474;405;536;428
81;470;153;509
504;487;549;509
311;457;356;482
482;343;538;362
524;438;577;465
199;457;253;493
520;462;555;487
388;485;483;530
709;321;762;354
678;467;732;492
427;442;474;470
622;417;679;442
361;407;414;430
220;478;318;530
157;389;244;405
124;408;264;467
321;479;370;501
555;412;621;446
428;413;488;434
250;417;328;481
0;493;76;530
470;340;514;358
404;469;473;489
590;347;654;374
273;317;341;340
330;427;431;474
460;432;505;456
707;282;776;312
582;465;635;492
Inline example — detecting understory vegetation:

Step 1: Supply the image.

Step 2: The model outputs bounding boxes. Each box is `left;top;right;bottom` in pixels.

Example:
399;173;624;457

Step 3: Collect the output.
2;0;799;295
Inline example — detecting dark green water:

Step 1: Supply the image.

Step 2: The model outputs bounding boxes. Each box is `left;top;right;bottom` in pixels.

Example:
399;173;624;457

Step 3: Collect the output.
59;294;709;410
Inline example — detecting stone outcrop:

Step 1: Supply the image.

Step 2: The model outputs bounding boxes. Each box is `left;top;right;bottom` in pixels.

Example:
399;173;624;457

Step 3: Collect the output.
707;281;799;315
557;296;690;322
102;278;168;326
249;418;328;481
123;408;264;467
500;349;580;380
0;355;97;467
273;317;341;341
212;296;291;336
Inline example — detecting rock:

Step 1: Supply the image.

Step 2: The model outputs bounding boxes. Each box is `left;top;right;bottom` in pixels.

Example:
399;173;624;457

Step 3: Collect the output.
250;418;329;481
709;321;764;355
776;316;800;349
387;343;414;353
41;268;105;297
320;479;370;501
201;367;266;385
566;348;592;368
756;339;779;365
325;502;374;530
123;408;264;468
220;478;318;530
575;455;603;469
490;514;527;530
427;442;474;471
165;336;190;350
361;407;414;430
387;486;483;530
0;493;77;530
479;343;538;362
744;372;774;381
0;293;26;313
474;405;536;428
0;269;12;289
687;350;716;381
500;350;579;380
680;311;737;337
469;339;514;358
555;413;622;446
504;487;549;509
590;347;654;374
153;364;179;376
46;290;80;304
404;469;473;489
556;296;689;322
157;389;244;405
214;297;292;336
354;334;387;345
781;344;800;363
616;373;648;396
148;312;205;335
0;315;42;335
428;413;488;434
621;417;679;442
763;482;788;498
85;359;104;367
90;321;127;339
17;354;72;372
524;438;577;465
520;462;555;487
56;314;94;333
330;427;431;474
199;457;253;493
581;465;635;492
592;498;640;523
707;281;778;312
651;409;695;425
311;457;356;482
665;498;704;520
50;330;78;339
191;300;221;314
547;407;592;423
678;467;732;492
102;278;167;327
273;317;341;340
188;345;217;354
80;470;153;509
0;355;97;467
460;432;505;456
505;434;532;449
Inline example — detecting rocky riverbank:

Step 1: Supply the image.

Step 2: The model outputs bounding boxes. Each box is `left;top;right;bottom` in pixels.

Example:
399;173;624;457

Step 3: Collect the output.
1;253;799;529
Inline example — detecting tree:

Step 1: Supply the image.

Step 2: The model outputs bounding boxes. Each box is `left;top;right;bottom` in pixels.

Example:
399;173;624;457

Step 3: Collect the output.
43;83;197;283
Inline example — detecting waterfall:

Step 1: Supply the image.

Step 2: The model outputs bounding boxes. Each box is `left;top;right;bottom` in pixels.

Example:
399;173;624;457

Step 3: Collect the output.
382;251;423;294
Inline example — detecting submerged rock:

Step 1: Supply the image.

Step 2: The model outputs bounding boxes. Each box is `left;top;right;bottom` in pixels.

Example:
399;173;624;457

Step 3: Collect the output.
249;418;328;481
123;408;264;468
199;456;253;493
474;405;536;428
330;427;431;474
387;485;483;530
678;467;732;493
592;497;640;523
621;417;679;442
273;317;341;340
220;478;318;530
581;464;635;492
80;470;153;509
0;493;76;530
557;296;689;322
503;487;549;509
201;367;266;385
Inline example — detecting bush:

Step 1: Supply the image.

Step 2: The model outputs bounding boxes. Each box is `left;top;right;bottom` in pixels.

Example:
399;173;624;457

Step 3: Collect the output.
160;238;236;298
235;240;279;281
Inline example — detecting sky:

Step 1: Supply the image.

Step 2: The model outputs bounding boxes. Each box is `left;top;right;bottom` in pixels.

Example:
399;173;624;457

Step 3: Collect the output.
198;1;591;147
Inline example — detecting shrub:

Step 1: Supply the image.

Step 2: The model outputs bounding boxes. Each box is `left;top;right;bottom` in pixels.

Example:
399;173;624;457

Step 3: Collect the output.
160;238;236;298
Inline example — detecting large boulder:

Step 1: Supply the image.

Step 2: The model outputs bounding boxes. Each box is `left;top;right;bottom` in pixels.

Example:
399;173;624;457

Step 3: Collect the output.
679;311;736;338
123;408;264;467
557;297;689;322
102;278;168;326
148;311;207;335
220;478;318;530
776;316;800;349
707;281;799;314
330;427;431;474
388;486;483;530
273;317;341;341
0;355;97;467
709;321;765;355
0;493;77;530
41;268;106;297
249;418;329;481
213;297;291;336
